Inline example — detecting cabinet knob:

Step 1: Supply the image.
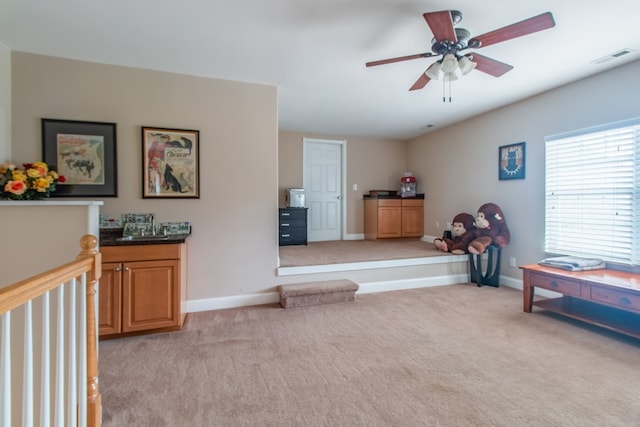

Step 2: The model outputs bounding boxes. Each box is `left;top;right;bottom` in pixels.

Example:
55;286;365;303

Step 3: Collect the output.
619;296;632;305
113;267;121;272
124;267;130;271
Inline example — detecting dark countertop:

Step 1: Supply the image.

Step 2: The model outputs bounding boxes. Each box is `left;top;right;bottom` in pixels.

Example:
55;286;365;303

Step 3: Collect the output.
99;228;191;246
363;194;425;200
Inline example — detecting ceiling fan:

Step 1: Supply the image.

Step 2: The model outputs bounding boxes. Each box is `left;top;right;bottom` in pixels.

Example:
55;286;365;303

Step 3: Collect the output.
366;10;556;92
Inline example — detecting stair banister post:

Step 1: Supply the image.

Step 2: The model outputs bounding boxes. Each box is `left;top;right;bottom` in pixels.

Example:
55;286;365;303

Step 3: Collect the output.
77;235;102;427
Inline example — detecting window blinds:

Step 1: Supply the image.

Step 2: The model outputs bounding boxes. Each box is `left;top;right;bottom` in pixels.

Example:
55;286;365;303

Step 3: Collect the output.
544;118;640;265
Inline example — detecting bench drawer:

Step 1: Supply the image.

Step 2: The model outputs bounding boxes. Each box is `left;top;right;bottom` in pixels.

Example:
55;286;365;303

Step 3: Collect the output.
590;286;640;313
530;272;582;297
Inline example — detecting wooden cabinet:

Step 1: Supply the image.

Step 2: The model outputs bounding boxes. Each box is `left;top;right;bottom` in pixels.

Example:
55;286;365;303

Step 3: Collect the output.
364;198;424;239
400;199;424;237
99;262;122;336
99;243;187;338
374;199;402;238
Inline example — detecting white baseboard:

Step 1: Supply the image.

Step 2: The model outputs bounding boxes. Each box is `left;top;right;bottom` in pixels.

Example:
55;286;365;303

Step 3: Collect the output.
357;274;470;294
186;292;280;313
344;233;363;240
186;262;555;314
187;272;470;313
346;234;435;242
500;275;561;298
277;253;466;276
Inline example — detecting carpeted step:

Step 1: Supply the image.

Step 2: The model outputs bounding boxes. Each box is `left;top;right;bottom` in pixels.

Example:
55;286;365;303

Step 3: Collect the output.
278;279;359;309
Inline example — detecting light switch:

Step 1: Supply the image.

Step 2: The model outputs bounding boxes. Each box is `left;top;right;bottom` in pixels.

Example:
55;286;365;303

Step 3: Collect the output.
353;184;358;191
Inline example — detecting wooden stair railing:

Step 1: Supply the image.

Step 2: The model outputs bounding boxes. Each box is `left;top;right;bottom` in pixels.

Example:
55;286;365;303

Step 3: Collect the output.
0;235;102;427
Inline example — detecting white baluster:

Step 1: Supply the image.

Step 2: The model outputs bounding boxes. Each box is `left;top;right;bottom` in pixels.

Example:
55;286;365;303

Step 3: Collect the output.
54;286;65;427
78;274;88;427
67;278;77;427
41;292;51;426
23;301;34;427
1;312;11;426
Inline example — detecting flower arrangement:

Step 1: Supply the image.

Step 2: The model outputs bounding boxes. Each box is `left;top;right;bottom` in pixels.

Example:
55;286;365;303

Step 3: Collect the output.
0;161;66;200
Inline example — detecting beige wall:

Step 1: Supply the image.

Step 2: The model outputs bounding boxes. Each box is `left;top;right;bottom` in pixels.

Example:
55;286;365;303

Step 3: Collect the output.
0;201;101;287
7;50;640;305
10;52;279;301
0;42;9;162
278;131;407;236
408;59;640;279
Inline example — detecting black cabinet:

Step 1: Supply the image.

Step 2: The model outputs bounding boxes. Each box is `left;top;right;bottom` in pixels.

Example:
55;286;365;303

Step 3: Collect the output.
279;208;308;246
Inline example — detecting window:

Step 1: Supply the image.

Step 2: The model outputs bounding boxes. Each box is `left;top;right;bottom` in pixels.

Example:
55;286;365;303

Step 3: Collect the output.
544;118;640;266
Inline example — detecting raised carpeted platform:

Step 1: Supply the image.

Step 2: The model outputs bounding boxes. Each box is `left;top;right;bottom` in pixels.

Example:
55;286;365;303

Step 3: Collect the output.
278;279;359;309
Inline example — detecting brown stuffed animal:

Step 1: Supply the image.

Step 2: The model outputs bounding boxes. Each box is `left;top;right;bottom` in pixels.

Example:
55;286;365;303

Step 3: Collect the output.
467;203;510;255
434;212;476;255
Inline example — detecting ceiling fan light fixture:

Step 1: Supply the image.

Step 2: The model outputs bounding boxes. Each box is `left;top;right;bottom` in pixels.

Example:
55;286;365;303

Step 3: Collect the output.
366;10;556;96
440;54;458;74
425;61;443;80
458;55;477;75
445;69;460;81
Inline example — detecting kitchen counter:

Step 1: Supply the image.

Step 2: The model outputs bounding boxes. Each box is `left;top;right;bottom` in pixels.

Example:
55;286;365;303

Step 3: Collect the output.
100;228;191;246
363;194;425;200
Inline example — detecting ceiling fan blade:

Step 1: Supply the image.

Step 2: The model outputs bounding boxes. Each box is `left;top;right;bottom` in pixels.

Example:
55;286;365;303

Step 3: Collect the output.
423;11;457;42
409;72;431;91
469;12;555;48
470;53;514;77
366;52;436;67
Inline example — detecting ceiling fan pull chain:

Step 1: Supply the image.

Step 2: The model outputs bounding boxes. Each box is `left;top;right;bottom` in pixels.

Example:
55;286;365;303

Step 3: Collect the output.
442;74;452;102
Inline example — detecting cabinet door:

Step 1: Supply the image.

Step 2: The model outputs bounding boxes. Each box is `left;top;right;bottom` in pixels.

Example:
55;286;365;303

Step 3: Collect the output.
378;206;402;238
401;203;424;237
99;262;122;336
122;259;180;333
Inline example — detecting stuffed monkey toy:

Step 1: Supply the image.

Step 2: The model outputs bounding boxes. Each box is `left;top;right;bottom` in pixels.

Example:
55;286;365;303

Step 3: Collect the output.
467;203;510;255
433;212;476;255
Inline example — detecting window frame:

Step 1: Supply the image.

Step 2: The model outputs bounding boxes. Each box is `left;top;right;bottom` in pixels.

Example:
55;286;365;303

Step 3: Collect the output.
544;117;640;270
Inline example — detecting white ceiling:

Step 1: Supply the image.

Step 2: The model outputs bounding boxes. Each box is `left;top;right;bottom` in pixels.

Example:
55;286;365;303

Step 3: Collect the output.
1;0;639;140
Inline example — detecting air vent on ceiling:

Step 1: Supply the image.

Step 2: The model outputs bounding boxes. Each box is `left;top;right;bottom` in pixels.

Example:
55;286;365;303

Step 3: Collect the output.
591;49;635;64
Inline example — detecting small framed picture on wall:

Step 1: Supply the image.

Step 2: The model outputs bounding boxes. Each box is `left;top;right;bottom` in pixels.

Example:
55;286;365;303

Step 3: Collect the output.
498;142;525;180
42;118;118;197
142;126;200;198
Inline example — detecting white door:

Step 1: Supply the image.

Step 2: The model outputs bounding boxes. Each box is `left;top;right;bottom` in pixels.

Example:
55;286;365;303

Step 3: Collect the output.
303;138;344;242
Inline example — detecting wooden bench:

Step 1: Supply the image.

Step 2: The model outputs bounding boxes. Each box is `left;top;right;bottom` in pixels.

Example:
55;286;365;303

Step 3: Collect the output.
521;264;640;339
278;279;359;309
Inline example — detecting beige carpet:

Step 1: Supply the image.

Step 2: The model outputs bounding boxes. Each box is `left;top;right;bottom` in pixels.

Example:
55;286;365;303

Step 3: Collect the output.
279;238;445;267
99;285;640;426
